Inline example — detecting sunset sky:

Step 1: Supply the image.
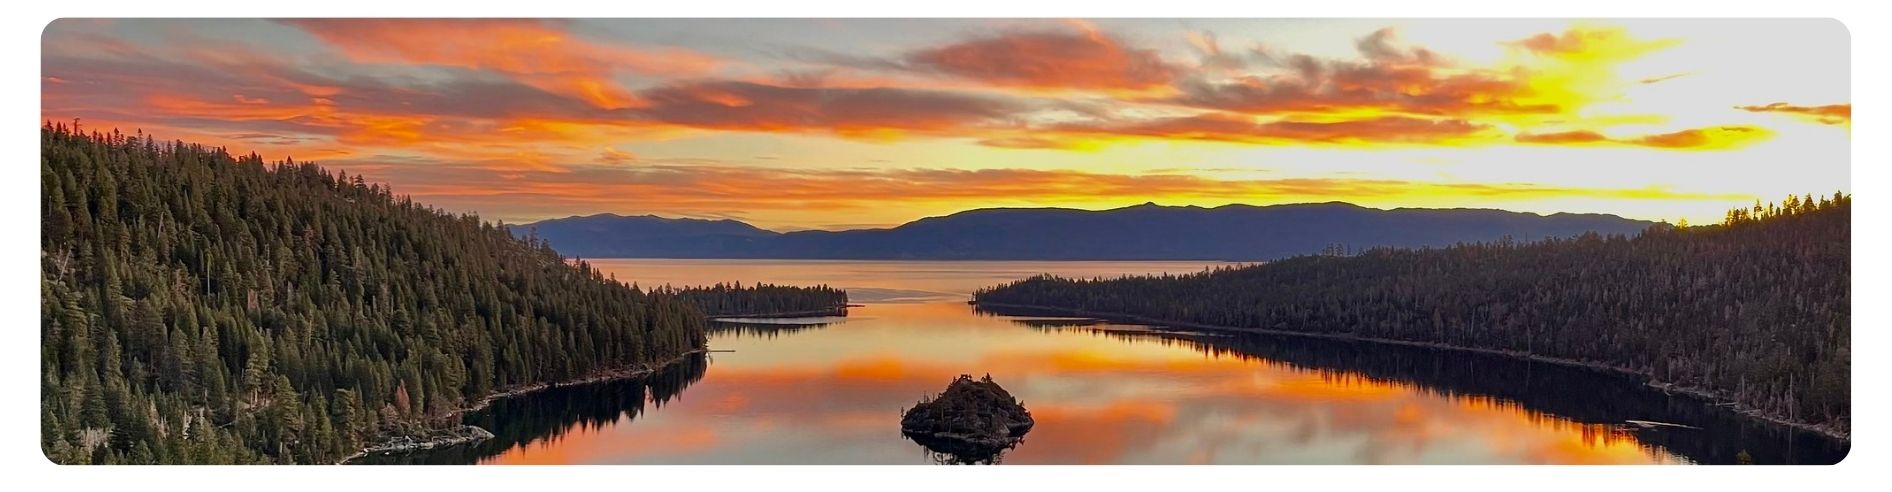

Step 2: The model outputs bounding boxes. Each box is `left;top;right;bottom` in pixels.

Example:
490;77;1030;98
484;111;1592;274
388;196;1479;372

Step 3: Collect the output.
41;18;1849;230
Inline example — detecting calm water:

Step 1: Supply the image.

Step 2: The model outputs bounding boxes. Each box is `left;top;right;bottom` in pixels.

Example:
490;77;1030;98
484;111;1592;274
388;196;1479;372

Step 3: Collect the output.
362;260;1848;465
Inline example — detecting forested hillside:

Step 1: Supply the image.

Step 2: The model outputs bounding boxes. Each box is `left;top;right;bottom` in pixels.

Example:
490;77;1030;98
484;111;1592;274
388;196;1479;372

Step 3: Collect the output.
977;194;1850;436
38;125;822;464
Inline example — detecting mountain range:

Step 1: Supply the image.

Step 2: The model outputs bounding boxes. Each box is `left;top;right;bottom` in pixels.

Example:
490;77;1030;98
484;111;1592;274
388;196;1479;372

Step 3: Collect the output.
508;202;1662;261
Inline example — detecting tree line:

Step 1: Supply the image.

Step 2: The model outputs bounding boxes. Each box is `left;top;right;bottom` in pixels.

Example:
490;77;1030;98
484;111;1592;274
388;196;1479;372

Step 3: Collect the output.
677;282;847;317
40;124;837;464
977;193;1850;435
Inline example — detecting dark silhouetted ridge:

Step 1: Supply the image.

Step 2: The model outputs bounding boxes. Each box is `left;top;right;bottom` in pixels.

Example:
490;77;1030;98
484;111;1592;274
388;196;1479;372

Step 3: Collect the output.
518;201;1660;260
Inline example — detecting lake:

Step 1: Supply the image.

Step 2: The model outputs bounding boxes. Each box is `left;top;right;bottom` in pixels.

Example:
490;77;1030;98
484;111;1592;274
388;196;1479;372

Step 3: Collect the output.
359;260;1848;465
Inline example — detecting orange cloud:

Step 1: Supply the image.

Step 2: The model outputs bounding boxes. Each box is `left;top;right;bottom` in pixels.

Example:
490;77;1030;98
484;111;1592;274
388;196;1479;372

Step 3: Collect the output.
1168;29;1556;118
1018;114;1492;148
901;29;1180;92
627;80;1025;138
41;33;654;163
1517;125;1773;150
1354;27;1445;66
1514;130;1609;145
282;19;720;109
1150;26;1711;151
598;147;637;165
1185;30;1250;73
47;20;1789;169
1632;126;1770;149
1737;102;1851;125
1511;27;1679;61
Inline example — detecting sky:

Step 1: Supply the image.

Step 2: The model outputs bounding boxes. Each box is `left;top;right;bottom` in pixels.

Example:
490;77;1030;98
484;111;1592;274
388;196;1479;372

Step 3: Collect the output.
41;18;1849;231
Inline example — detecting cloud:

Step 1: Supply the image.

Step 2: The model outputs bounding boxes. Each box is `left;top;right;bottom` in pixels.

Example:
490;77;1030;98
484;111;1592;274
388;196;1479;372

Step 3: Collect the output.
627;80;1029;138
1002;114;1492;148
280;19;720;109
1514;130;1609;145
1354;28;1444;66
1637;73;1689;85
598;147;637;165
846;28;1180;92
1737;102;1851;125
1510;27;1679;61
1631;126;1770;149
46;20;1791;163
1516;125;1772;150
41;36;1039;167
43;34;694;173
1185;30;1252;72
42;37;628;145
977;136;1094;150
1165;30;1556;118
1155;25;1701;158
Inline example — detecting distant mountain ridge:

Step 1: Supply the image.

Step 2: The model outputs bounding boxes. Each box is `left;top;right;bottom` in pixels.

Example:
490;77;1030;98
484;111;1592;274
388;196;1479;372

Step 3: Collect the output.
515;213;777;258
510;202;1662;260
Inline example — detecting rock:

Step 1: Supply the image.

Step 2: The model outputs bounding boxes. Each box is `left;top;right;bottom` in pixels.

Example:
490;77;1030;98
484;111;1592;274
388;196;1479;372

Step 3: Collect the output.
900;374;1034;464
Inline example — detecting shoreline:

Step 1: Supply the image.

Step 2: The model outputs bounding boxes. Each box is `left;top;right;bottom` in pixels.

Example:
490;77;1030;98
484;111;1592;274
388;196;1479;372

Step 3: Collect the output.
335;348;709;464
973;301;1849;442
341;307;850;464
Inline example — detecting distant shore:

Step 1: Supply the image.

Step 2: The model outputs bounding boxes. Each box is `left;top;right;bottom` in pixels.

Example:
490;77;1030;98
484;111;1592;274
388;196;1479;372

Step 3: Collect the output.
973;301;1849;442
335;348;709;464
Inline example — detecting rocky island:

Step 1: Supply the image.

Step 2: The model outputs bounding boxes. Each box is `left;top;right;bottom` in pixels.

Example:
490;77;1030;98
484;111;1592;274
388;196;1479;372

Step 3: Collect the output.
900;374;1035;464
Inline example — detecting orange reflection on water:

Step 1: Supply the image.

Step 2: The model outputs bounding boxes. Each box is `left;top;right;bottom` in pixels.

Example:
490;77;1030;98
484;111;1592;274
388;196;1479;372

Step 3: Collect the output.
468;294;1686;464
1008;401;1179;464
485;424;720;465
832;356;911;382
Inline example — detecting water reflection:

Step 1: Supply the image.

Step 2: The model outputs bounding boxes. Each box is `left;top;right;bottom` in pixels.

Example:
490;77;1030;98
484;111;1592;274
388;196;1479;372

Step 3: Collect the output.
905;433;1020;465
985;312;1848;464
708;320;838;340
367;260;1846;465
